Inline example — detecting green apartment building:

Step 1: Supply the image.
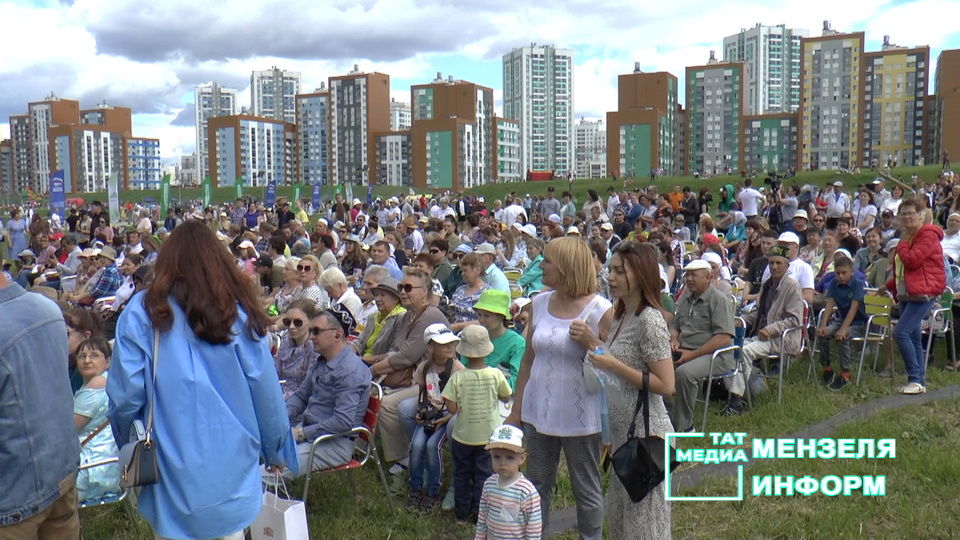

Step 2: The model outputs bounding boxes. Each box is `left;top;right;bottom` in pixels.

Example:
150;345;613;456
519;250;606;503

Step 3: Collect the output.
686;54;746;175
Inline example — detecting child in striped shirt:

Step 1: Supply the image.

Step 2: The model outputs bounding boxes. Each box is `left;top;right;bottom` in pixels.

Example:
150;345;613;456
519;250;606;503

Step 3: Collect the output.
475;424;542;540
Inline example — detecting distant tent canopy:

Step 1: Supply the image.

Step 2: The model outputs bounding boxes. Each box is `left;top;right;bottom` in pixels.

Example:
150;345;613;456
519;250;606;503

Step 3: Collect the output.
527;170;554;182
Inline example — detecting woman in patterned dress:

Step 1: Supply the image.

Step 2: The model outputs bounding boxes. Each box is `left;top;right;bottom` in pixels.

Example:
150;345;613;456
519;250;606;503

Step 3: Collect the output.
584;241;676;539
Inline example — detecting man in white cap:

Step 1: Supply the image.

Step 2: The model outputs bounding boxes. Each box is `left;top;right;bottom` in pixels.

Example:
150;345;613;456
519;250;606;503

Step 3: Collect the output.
599;222;621;251
474;242;510;294
671;259;736;432
870;178;890;210
543;214;564;242
792;210;810;244
825;181;850;230
762;231;815;303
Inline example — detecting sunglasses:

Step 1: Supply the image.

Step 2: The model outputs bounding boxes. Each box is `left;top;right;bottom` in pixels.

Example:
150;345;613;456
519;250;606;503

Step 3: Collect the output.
452;253;465;259
296;265;313;272
309;327;338;336
282;318;305;328
429;249;441;255
398;283;423;293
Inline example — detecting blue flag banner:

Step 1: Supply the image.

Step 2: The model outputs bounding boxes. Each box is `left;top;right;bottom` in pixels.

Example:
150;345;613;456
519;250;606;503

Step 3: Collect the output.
49;170;65;219
312;182;321;211
107;171;120;223
265;180;277;207
366;184;373;205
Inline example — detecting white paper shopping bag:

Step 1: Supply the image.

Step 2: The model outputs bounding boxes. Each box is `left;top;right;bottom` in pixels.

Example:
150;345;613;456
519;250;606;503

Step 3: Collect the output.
251;480;309;540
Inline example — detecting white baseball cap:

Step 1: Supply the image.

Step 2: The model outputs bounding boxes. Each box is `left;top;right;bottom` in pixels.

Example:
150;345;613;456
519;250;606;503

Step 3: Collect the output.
600;222;614;231
566;226;581;235
485;424;525;453
423;323;460;345
547;214;562;224
777;231;801;245
701;252;723;268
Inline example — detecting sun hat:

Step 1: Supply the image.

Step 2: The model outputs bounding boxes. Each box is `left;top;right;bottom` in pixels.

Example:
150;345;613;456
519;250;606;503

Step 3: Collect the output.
547;214;562;224
701;252;723;268
834;248;853;261
473;289;512;319
521;224;537;238
683;260;711;272
794;210;809;221
456;324;494;358
373;276;400;298
454;244;473;254
423;323;460;345
238;239;256;250
485;424;525;453
566;226;581;235
98;246;117;261
17;249;35;259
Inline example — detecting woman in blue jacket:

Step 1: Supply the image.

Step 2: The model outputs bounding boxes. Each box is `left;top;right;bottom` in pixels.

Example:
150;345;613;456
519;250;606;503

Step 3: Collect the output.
108;221;298;540
518;238;545;294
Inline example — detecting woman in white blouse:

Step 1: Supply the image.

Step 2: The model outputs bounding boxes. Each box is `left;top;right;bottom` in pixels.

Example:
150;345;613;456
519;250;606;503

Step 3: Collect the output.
852;189;878;231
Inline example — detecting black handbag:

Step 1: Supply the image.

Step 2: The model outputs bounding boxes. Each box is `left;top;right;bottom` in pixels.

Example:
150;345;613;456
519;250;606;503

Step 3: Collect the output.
610;371;678;502
118;329;161;488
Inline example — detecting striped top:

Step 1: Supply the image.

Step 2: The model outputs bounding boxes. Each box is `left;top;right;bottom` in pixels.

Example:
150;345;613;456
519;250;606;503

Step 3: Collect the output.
475;474;542;540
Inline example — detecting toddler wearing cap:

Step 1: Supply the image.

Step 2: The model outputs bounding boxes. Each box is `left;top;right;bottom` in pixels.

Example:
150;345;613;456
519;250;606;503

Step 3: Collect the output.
442;325;512;523
475;424;543;540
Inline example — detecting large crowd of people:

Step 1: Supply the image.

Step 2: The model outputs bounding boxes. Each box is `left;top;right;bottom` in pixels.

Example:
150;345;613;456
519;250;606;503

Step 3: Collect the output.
2;168;959;539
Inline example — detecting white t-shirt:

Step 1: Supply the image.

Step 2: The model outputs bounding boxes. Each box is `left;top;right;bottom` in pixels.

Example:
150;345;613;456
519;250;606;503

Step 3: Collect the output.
738;188;764;217
852;201;878;229
762;258;815;290
942;232;960;262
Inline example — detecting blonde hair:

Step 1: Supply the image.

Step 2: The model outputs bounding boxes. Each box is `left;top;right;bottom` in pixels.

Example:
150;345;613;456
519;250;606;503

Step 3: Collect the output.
319;267;348;288
299;255;322;284
543;236;597;297
285;257;301;271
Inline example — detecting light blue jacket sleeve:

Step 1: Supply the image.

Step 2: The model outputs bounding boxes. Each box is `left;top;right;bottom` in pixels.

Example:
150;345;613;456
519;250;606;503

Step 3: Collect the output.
235;331;300;474
106;300;150;446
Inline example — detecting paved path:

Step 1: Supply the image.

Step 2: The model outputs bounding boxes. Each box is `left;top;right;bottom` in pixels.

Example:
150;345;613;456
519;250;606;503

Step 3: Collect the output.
544;385;960;537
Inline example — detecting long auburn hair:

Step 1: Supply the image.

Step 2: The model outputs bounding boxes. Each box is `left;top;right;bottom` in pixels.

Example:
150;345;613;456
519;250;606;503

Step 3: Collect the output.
144;220;268;344
611;242;663;320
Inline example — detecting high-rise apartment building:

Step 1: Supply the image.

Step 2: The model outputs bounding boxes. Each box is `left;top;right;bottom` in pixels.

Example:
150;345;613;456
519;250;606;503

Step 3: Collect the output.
9;115;30;193
0;140;12;195
862;39;929;168
179;153;198;186
390;98;411;131
370;131;413;186
607;67;679;179
125;137;162;190
932;49;960;167
296;86;330;185
502;44;575;176
251;67;301;123
798;26;865;171
574;118;606;178
409;75;495;189
493;117;521;182
26;96;82;192
328;67;391;185
686;53;746;175
207;115;296;188
741;112;799;174
194;83;237;180
723;23;807;115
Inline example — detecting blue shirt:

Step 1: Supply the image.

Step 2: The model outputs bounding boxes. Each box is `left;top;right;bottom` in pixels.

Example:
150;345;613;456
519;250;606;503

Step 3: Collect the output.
827;275;867;324
484;263;511;294
286;344;372;441
517;255;544;293
88;263;121;299
107;294;298;539
383;256;403;280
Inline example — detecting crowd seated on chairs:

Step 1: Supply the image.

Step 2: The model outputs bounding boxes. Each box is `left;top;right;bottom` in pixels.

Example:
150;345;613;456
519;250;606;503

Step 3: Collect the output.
5;169;960;537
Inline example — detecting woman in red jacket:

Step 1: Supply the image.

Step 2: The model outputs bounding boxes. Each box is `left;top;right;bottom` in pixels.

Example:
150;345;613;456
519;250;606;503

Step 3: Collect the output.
886;199;945;394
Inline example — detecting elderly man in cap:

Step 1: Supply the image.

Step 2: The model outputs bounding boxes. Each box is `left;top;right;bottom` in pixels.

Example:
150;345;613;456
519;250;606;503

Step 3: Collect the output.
825;181;850;230
762;231;815;303
599;222;621;251
670;259;736;432
792;210;811;246
870;178;890;210
475;242;510;294
543;214;564;242
723;244;804;415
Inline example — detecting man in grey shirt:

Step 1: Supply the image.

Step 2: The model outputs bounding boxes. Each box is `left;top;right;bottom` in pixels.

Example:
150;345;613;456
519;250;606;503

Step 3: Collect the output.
670;260;735;432
540;186;562;220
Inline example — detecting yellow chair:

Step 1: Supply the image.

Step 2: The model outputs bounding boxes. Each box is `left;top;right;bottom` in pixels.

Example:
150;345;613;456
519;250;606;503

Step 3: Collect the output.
504;268;522;282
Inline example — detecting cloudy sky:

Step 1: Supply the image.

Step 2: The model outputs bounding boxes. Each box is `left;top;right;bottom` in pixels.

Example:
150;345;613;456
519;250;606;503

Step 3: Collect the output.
2;0;958;161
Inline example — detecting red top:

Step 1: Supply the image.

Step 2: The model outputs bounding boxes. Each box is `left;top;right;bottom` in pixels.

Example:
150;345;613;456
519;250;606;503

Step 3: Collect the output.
886;224;946;299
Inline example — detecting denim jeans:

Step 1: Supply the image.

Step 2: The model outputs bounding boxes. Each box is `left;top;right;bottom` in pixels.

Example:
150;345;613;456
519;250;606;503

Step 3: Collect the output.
450;440;491;519
893;299;936;385
820;320;865;372
408;424;448;497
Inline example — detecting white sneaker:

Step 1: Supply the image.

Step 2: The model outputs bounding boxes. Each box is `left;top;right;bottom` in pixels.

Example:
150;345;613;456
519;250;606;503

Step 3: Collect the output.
899;382;926;395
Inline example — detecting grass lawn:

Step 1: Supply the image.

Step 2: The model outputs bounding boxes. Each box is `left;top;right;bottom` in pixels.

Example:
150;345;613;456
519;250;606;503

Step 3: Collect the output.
78;346;960;539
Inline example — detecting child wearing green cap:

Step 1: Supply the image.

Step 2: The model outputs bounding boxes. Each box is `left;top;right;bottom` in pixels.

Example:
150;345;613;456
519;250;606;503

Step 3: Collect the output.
470;289;526;390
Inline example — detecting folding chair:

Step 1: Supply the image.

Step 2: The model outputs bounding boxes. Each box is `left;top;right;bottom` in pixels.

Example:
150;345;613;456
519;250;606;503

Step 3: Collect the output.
301;382;391;505
922;288;955;377
758;301;809;402
695;320;748;432
77;457;127;508
503;268;522;282
849;294;894;385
